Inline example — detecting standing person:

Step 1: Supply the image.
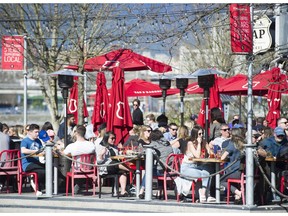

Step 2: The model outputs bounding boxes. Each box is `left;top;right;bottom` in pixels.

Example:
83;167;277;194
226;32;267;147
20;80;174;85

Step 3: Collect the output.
95;131;131;197
132;99;144;126
62;125;96;194
220;128;246;204
20;124;45;196
57;114;76;144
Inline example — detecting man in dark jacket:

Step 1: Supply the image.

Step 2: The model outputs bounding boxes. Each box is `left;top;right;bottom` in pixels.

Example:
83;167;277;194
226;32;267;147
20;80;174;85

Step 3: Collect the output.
132;99;143;126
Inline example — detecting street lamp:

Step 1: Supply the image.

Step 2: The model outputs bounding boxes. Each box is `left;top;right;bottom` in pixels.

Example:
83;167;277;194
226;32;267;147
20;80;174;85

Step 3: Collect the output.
49;69;84;191
191;69;227;142
159;78;171;115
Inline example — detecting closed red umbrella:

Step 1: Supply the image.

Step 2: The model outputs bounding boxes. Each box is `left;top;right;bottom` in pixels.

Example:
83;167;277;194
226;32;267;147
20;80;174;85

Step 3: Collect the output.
67;77;89;124
107;67;133;145
66;49;172;73
266;67;284;128
91;72;109;132
197;75;223;131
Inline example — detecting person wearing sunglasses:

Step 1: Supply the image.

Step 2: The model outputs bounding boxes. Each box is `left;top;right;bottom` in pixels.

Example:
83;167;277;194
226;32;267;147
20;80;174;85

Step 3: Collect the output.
96;131;131;197
163;123;180;153
179;125;216;203
277;117;288;137
132;99;144;126
209;124;231;153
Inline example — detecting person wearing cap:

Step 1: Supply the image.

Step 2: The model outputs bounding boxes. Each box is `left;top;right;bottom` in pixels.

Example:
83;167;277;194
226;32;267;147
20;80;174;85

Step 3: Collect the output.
156;114;169;133
277;117;288;137
20;124;45;195
259;127;288;158
258;126;288;201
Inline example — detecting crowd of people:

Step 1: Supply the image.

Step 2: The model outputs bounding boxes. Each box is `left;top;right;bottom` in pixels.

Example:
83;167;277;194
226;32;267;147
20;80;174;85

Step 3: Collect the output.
0;103;288;204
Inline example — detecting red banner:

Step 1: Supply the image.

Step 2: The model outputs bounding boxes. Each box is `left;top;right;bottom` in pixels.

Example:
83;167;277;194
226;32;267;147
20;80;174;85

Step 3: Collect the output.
229;4;252;54
1;35;25;71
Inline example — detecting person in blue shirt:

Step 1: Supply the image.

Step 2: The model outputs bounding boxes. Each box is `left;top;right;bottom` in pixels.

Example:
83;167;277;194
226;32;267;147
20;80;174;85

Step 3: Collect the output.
163;123;179;153
20;124;45;195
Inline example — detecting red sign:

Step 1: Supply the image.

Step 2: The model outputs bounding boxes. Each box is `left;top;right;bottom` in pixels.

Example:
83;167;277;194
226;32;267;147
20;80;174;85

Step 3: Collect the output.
229;4;253;54
1;35;25;70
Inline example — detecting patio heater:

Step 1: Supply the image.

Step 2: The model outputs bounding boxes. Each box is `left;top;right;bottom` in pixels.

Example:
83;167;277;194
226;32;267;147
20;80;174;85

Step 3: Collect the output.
198;74;215;142
49;69;84;191
159;79;171;115
176;78;188;126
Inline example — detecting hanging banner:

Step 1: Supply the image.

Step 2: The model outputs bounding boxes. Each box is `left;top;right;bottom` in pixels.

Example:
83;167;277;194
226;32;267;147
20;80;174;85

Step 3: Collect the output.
1;35;25;71
229;4;253;54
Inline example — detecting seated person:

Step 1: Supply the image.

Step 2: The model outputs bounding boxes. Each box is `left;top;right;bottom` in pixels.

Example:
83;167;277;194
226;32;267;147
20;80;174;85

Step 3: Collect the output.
138;129;173;199
95;131;132;197
20;124;45;196
179;126;215;202
220;128;246;204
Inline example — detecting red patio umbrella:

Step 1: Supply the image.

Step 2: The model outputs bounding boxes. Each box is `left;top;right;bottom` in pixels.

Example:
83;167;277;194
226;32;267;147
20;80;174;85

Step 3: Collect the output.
107;67;133;145
91;72;109;132
67;77;89;124
125;78;179;97
185;82;203;94
66;49;172;73
197;75;223;131
266;67;285;128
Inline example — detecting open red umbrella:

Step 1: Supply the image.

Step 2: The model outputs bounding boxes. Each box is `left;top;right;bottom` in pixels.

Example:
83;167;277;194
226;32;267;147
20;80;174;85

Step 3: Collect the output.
266;67;284;128
185;82;203;94
91;72;109;132
67;77;89;124
197;75;223;130
107;67;133;145
66;49;172;73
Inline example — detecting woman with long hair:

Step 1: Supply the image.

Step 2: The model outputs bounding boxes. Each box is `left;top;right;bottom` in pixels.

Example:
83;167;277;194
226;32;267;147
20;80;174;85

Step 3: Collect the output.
210;107;226;140
220;128;246;204
96;131;131;197
137;125;152;146
180;125;215;202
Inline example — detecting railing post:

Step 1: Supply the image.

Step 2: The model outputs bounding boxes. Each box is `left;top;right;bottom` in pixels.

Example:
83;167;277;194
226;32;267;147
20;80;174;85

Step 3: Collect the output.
45;141;54;198
144;145;153;201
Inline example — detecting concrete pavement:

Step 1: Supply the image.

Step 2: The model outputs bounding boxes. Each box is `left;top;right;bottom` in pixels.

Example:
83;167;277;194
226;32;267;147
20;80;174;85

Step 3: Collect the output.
0;187;288;213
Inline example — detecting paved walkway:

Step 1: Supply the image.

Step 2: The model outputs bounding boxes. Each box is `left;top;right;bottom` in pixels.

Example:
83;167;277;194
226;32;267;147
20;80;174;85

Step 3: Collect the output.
0;187;288;213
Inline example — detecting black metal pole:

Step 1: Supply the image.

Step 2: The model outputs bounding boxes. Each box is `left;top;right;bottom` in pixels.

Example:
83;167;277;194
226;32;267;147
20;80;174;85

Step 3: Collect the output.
204;88;210;142
58;88;71;192
180;89;185;126
162;89;167;115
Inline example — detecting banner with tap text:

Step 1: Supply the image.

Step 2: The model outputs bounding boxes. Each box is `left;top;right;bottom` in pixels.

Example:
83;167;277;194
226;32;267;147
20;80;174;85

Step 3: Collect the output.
229;4;253;54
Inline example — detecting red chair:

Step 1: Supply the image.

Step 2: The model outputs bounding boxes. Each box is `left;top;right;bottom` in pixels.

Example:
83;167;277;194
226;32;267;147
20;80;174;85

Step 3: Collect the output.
0;150;19;193
156;153;184;201
17;151;39;194
280;175;288;194
226;172;246;205
66;153;97;196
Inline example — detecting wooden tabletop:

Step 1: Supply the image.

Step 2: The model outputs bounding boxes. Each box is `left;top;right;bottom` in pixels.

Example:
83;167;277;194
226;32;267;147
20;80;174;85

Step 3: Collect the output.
191;158;225;163
111;155;144;160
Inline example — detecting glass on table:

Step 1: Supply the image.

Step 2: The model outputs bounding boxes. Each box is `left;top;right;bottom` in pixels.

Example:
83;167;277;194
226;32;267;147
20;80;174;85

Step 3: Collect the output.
216;150;222;159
